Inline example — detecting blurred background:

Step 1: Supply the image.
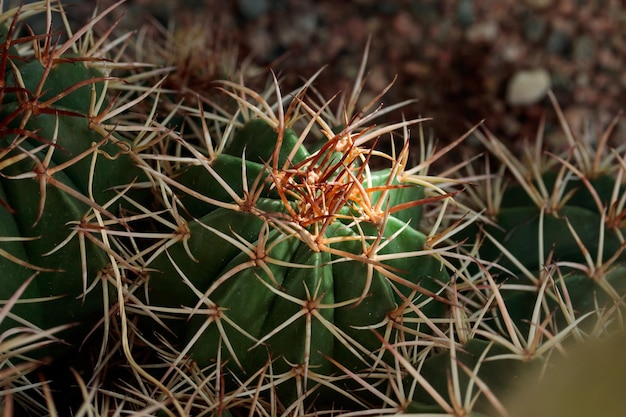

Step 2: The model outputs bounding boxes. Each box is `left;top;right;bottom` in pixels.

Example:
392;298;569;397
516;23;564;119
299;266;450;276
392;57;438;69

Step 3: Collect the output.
13;0;626;153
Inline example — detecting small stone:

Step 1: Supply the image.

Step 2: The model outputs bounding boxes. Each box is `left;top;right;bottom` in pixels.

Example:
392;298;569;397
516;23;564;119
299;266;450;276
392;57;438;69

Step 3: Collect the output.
410;0;441;25
237;0;268;20
523;13;547;43
546;29;571;55
278;14;318;46
246;28;272;58
598;47;621;72
563;106;594;138
393;11;422;42
404;61;430;77
466;21;499;43
501;114;522;136
502;43;525;63
365;65;390;94
506;69;552;106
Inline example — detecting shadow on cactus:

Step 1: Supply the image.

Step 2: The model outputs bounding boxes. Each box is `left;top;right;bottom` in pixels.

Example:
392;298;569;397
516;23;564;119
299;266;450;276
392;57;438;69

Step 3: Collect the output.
7;2;624;415
343;94;626;417
459;92;626;337
136;53;471;411
408;92;626;416
0;2;478;416
0;1;162;411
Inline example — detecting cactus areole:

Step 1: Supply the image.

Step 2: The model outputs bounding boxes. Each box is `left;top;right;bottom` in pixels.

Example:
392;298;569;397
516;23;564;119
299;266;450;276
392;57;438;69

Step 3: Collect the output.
148;117;452;399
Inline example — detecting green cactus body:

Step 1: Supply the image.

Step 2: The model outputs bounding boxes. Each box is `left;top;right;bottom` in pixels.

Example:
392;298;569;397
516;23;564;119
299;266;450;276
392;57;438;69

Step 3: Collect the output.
409;339;529;414
457;123;626;344
146;117;451;405
0;51;145;356
173;120;308;218
472;178;626;332
181;203;448;366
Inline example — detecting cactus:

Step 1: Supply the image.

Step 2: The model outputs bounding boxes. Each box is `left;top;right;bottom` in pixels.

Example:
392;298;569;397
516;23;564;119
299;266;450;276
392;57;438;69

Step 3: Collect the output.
134;65;469;410
399;94;626;416
4;2;625;416
0;6;466;410
460;94;626;336
0;0;153;380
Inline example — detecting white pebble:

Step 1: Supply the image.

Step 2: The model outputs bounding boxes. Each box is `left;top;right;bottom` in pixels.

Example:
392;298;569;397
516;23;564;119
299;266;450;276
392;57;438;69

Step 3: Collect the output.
506;69;551;106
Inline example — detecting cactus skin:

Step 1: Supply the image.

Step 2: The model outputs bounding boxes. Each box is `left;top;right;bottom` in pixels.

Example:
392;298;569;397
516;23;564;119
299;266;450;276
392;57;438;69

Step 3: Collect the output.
408;339;529;415
0;21;144;358
393;175;626;415
476;173;624;272
172;120;290;218
466;169;626;334
477;193;626;333
421;119;626;414
146;116;451;406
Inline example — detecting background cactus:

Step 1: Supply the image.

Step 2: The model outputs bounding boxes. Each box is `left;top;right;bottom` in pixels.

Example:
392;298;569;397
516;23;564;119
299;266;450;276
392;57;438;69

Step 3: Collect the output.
460;93;626;335
403;93;626;415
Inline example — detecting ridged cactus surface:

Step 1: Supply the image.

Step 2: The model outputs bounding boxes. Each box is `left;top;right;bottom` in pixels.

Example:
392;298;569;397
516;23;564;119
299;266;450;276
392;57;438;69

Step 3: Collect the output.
462;111;626;334
411;101;626;415
142;93;457;406
0;4;145;361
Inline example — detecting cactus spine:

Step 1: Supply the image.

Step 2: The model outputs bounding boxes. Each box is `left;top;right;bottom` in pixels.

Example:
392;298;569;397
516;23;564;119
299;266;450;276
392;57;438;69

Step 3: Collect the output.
405;93;626;415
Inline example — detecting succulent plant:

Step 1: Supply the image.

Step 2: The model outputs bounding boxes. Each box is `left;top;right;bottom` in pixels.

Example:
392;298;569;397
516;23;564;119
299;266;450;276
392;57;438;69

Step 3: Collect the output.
4;2;625;417
401;94;626;416
132;61;472;411
460;94;626;335
0;2;159;411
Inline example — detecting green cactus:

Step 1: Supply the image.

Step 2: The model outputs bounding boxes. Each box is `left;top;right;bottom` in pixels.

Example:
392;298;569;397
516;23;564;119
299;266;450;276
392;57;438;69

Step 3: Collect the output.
1;2;471;416
0;2;148;364
7;3;626;416
459;101;626;336
407;339;529;415
408;96;626;416
138;77;462;409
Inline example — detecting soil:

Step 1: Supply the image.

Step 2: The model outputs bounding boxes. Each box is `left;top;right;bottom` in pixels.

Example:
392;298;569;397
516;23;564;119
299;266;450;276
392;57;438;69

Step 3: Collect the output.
71;0;626;157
